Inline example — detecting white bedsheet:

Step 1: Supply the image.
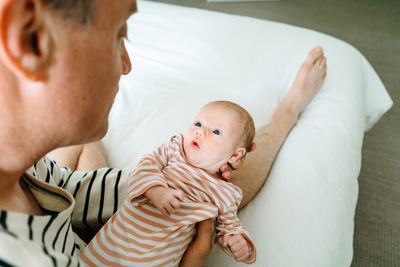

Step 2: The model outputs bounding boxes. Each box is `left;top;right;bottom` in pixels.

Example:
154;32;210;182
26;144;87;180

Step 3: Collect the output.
103;1;393;266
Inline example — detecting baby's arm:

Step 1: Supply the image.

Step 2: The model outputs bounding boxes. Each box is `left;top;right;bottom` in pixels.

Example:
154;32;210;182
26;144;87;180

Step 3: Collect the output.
144;185;185;216
215;204;256;264
128;143;170;201
222;234;251;263
128;137;185;215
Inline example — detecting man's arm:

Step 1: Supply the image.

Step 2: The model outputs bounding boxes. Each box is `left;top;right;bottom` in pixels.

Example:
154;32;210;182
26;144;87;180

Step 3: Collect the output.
33;160;131;227
180;219;214;267
227;46;327;208
230;102;299;208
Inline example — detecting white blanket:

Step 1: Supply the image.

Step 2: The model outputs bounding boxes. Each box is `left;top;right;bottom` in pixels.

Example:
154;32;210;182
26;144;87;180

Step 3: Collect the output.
103;1;393;266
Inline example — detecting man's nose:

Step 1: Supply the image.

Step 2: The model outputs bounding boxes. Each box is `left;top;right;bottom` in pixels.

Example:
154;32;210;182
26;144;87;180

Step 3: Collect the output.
122;43;132;75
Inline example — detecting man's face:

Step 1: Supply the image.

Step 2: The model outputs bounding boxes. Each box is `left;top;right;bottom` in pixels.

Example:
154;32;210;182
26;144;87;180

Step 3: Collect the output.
183;104;242;174
45;0;136;144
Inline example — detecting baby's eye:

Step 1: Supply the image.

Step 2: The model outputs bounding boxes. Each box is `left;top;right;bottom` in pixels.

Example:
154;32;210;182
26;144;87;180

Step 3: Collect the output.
213;129;221;135
195;122;201;127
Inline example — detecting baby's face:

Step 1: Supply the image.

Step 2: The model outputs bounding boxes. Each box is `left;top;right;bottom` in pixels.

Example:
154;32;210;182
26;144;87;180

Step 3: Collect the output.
183;104;242;174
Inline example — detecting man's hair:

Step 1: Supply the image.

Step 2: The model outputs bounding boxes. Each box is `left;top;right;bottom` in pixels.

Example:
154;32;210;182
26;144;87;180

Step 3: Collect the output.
207;101;255;153
42;0;98;24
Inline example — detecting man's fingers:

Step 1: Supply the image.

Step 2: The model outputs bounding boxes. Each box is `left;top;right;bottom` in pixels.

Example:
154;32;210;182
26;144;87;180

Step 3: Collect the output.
248;142;256;153
221;170;230;181
219;163;232;181
219;164;229;173
229;159;242;170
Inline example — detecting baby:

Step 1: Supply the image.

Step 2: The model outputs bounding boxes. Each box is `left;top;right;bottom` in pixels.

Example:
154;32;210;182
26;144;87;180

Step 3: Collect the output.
81;101;257;266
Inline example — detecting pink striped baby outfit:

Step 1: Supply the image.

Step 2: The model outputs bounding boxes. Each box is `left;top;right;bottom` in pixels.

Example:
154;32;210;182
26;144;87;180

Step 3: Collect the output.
82;134;256;266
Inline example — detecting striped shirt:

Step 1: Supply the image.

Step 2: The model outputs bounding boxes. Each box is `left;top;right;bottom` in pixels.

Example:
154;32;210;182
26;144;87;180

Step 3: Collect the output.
82;134;256;266
0;157;130;267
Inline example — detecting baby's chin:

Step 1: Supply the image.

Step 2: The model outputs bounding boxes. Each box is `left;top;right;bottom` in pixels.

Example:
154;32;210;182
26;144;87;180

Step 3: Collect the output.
187;158;219;174
184;146;226;174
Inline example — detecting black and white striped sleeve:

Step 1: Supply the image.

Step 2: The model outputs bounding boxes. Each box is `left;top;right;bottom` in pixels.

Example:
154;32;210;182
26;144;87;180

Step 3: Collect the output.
33;157;132;228
60;167;131;228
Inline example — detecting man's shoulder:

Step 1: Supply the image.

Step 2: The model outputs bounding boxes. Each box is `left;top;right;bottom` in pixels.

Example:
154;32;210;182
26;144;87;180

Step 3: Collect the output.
0;231;78;266
0;231;53;266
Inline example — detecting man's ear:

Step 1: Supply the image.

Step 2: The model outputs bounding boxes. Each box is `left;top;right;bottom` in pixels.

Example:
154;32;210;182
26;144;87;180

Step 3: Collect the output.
0;0;51;81
228;147;246;166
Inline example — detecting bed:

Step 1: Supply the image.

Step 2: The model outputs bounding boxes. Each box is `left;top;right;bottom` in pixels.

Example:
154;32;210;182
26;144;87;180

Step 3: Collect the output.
103;1;393;266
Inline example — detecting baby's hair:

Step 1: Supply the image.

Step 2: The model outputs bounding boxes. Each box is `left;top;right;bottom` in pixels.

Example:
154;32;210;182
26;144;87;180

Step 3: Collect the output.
206;101;255;152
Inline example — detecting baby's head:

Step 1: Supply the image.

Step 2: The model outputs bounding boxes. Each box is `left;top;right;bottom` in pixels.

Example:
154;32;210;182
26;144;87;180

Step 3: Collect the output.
183;101;255;174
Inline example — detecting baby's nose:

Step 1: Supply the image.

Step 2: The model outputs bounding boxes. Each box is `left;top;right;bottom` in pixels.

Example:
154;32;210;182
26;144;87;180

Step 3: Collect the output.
195;128;205;137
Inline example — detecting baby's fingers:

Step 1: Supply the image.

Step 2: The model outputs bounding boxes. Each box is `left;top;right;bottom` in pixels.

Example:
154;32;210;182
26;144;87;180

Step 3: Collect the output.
173;190;186;201
235;251;250;263
159;207;169;216
222;235;231;248
231;244;249;262
231;242;246;254
170;197;181;209
165;203;176;215
227;234;244;247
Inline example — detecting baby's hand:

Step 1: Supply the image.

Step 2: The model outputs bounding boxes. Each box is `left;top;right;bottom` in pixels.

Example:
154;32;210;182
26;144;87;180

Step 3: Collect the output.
223;234;250;262
144;186;185;216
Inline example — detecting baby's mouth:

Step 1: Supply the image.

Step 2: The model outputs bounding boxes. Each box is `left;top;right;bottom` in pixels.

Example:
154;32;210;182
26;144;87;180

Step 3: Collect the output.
191;140;200;149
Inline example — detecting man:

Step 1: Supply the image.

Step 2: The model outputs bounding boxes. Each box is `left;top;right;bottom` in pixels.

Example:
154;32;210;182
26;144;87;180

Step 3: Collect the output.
0;0;326;266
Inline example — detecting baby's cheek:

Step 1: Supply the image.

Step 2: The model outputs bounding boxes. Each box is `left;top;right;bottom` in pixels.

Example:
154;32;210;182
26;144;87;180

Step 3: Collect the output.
209;140;223;149
207;142;224;158
184;129;192;140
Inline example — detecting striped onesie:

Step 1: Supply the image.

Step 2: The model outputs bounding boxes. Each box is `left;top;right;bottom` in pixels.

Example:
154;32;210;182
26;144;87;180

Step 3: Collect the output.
82;134;256;266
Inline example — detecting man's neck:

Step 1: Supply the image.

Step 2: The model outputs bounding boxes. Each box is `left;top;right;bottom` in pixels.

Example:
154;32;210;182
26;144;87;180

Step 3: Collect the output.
0;173;44;215
0;128;49;214
0;66;48;215
0;142;44;182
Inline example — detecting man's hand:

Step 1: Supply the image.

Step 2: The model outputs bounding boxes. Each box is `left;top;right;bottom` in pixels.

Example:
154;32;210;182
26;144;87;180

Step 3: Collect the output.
179;219;214;267
219;142;256;181
223;234;250;263
144;186;185;216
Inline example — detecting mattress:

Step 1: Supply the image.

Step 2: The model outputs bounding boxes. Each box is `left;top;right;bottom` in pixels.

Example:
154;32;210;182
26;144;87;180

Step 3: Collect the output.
103;1;393;266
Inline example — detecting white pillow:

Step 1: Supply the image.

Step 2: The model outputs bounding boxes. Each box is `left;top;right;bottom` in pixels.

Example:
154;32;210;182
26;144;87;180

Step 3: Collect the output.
103;1;393;266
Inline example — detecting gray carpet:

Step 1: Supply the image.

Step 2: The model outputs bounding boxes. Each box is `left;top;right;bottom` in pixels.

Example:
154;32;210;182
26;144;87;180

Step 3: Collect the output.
148;0;400;266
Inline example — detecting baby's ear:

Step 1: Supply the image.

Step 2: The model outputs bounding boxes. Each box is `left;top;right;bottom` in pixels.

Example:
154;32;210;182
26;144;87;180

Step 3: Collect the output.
228;147;246;165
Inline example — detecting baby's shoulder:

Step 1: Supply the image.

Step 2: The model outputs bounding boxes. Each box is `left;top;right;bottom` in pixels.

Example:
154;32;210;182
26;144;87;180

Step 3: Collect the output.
217;180;243;208
163;134;186;162
169;133;184;148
